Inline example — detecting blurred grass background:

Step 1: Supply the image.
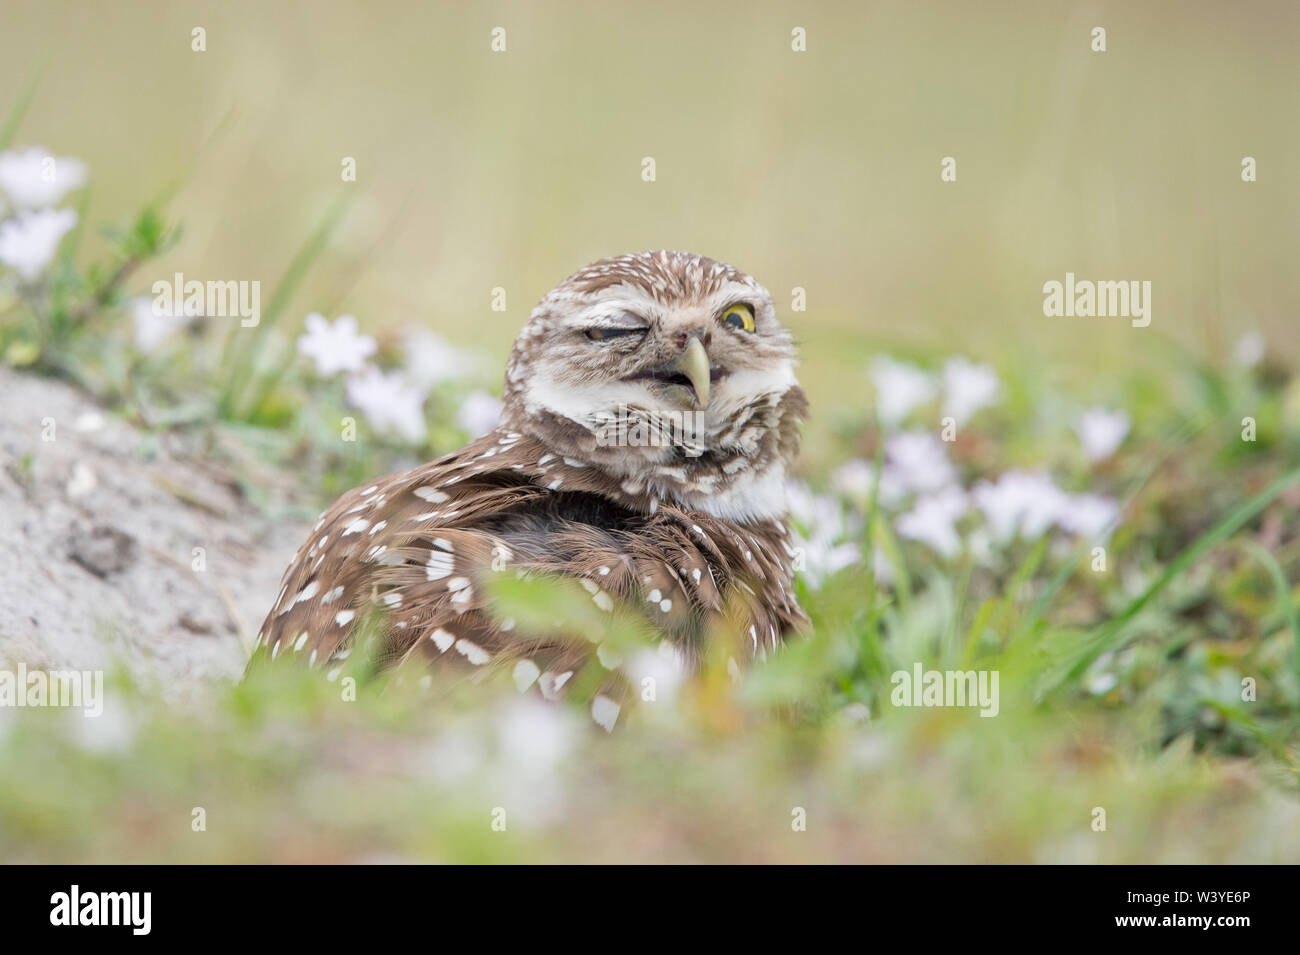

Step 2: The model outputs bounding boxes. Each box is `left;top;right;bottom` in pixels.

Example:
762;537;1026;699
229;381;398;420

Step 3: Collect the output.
4;0;1297;468
2;0;1299;863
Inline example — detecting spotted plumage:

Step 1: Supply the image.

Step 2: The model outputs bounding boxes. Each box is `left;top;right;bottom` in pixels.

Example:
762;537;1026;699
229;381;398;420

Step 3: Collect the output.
253;251;809;729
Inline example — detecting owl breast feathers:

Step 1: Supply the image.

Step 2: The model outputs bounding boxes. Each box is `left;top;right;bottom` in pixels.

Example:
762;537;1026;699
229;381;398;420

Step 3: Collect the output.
253;250;809;730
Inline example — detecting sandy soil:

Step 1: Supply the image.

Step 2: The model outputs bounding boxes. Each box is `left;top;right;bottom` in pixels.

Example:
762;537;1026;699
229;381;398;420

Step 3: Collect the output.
0;367;306;697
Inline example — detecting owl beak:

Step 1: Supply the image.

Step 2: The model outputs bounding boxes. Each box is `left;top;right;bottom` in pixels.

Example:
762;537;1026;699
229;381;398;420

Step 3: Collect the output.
672;336;712;408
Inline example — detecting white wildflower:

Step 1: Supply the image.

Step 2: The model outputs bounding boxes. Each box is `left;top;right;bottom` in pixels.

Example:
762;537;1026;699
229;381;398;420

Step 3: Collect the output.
297;313;377;377
941;356;1000;425
879;430;957;505
625;641;689;703
1058;492;1121;539
129;294;193;351
1074;407;1129;462
346;366;427;443
0;207;77;279
896;485;968;558
403;328;484;388
490;699;579;824
966;527;996;566
0;147;88;209
786;481;862;587
831;458;876;502
456;389;503;437
1084;652;1119;696
869;356;935;428
495;699;577;774
1233;331;1265;368
971;470;1069;543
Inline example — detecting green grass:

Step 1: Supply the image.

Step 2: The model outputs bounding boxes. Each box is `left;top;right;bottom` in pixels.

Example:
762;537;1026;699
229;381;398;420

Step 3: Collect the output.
3;175;1298;859
1;1;1299;861
1;313;1297;860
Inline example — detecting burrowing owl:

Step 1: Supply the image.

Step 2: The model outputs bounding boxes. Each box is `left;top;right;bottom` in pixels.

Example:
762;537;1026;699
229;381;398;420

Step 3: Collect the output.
253;251;809;729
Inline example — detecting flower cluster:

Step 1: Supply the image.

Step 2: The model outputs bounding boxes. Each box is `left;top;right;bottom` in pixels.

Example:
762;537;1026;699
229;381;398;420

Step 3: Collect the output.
296;313;501;445
0;146;86;281
787;353;1133;588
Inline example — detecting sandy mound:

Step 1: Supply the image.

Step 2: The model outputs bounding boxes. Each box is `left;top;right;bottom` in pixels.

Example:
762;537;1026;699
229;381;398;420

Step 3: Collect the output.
0;367;306;697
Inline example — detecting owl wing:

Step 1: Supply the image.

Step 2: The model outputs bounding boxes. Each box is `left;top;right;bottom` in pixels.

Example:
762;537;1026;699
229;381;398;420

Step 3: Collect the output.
253;431;546;670
252;430;807;724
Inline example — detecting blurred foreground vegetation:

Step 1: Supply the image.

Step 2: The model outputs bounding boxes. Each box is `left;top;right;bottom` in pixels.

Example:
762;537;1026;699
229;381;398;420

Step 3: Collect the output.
1;0;1299;861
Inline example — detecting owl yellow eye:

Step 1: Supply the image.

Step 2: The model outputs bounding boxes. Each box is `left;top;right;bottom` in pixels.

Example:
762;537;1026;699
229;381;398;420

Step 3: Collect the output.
721;303;755;333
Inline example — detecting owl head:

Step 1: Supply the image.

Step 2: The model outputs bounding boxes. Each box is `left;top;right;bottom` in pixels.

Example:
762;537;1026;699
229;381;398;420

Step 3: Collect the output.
500;251;807;521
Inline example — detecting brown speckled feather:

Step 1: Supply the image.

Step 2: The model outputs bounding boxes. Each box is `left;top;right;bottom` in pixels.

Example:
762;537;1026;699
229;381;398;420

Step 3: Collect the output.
256;430;805;667
253;251;810;730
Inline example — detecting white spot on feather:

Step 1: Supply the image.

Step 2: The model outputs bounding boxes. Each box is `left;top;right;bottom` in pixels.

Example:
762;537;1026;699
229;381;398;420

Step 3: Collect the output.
591;695;621;732
454;639;490;665
294;581;320;605
538;670;573;700
512;659;540;691
426;551;454;580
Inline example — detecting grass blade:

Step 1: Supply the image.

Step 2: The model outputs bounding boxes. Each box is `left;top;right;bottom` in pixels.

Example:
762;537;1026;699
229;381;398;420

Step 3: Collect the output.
1039;465;1300;695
